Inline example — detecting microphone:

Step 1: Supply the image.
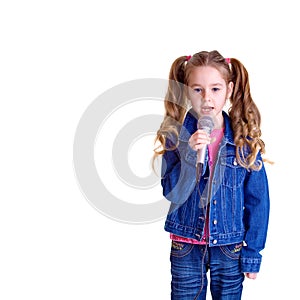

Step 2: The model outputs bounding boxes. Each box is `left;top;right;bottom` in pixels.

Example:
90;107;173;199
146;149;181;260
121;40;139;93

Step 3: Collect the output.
196;116;214;182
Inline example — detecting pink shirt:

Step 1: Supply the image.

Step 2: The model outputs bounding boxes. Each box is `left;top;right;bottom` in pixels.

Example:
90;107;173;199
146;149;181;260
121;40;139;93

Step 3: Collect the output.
170;128;224;245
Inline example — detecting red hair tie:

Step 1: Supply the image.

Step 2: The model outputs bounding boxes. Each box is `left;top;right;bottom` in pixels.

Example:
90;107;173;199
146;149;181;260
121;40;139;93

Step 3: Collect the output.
186;55;192;61
225;58;231;64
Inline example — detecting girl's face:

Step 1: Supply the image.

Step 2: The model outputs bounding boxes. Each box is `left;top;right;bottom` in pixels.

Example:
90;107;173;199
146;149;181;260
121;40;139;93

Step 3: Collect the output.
187;66;233;127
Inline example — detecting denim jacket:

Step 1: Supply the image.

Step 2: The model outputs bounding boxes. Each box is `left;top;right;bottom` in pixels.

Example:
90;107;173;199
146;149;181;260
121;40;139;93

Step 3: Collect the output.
162;110;270;273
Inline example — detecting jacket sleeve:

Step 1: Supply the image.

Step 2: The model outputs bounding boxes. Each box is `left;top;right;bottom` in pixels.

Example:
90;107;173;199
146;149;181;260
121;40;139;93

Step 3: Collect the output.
161;137;199;205
241;156;270;273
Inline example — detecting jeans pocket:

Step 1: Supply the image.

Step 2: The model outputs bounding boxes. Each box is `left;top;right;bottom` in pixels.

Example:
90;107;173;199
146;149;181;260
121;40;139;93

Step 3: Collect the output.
219;243;243;260
170;241;194;258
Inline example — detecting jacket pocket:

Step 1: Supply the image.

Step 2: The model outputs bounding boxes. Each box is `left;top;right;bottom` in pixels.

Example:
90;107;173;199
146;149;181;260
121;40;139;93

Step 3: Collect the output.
220;156;246;188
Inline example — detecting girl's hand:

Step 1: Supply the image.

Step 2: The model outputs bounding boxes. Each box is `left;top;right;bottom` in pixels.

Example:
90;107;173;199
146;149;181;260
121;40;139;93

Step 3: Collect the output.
188;129;211;151
245;273;257;280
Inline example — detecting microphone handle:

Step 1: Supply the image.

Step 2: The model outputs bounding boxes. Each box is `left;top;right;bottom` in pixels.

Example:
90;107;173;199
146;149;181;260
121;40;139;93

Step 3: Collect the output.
196;145;207;182
197;145;207;165
196;162;204;183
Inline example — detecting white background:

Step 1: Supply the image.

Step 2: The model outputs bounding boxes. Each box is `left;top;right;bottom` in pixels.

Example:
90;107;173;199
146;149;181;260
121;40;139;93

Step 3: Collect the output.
1;0;299;299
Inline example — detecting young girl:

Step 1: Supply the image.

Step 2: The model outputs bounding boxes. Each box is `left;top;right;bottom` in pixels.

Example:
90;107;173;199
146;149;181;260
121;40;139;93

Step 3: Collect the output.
154;50;270;299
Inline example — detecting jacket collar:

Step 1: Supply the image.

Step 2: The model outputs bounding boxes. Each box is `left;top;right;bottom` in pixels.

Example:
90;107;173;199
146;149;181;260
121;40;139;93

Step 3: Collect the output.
222;111;235;145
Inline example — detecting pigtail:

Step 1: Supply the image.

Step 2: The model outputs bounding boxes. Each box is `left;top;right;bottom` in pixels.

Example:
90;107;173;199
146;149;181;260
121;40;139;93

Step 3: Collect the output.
229;58;266;170
153;56;189;156
165;56;189;125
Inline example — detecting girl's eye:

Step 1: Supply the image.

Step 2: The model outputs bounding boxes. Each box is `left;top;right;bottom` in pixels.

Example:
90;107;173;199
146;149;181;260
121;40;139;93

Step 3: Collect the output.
212;88;220;92
193;88;202;93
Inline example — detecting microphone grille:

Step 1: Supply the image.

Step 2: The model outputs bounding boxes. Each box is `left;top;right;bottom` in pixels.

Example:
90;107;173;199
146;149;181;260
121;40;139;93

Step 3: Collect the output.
197;116;214;134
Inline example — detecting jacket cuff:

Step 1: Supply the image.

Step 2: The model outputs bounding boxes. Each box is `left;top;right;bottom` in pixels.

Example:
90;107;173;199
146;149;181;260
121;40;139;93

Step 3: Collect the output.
184;143;197;166
241;257;261;273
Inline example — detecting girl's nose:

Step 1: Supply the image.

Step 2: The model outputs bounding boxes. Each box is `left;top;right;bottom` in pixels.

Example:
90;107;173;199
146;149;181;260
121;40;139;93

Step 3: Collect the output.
202;89;211;102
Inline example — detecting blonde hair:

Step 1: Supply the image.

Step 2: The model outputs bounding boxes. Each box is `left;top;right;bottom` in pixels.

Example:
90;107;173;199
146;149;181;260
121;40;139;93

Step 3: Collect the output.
154;50;266;170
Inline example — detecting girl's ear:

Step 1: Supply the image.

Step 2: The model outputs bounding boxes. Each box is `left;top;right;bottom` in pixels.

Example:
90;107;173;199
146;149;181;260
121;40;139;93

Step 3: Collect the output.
227;81;234;99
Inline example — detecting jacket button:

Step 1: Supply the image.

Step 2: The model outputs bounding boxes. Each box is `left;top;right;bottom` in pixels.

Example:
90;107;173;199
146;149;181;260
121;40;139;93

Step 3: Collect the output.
213;239;217;244
213;219;217;225
213;200;217;205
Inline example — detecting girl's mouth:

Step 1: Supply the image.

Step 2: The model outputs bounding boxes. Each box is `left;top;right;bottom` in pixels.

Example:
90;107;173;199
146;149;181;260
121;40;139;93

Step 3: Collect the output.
201;106;214;114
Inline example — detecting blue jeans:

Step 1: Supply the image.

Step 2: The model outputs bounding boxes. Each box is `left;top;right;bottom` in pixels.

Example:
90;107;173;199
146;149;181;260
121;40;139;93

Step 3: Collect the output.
170;241;245;299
